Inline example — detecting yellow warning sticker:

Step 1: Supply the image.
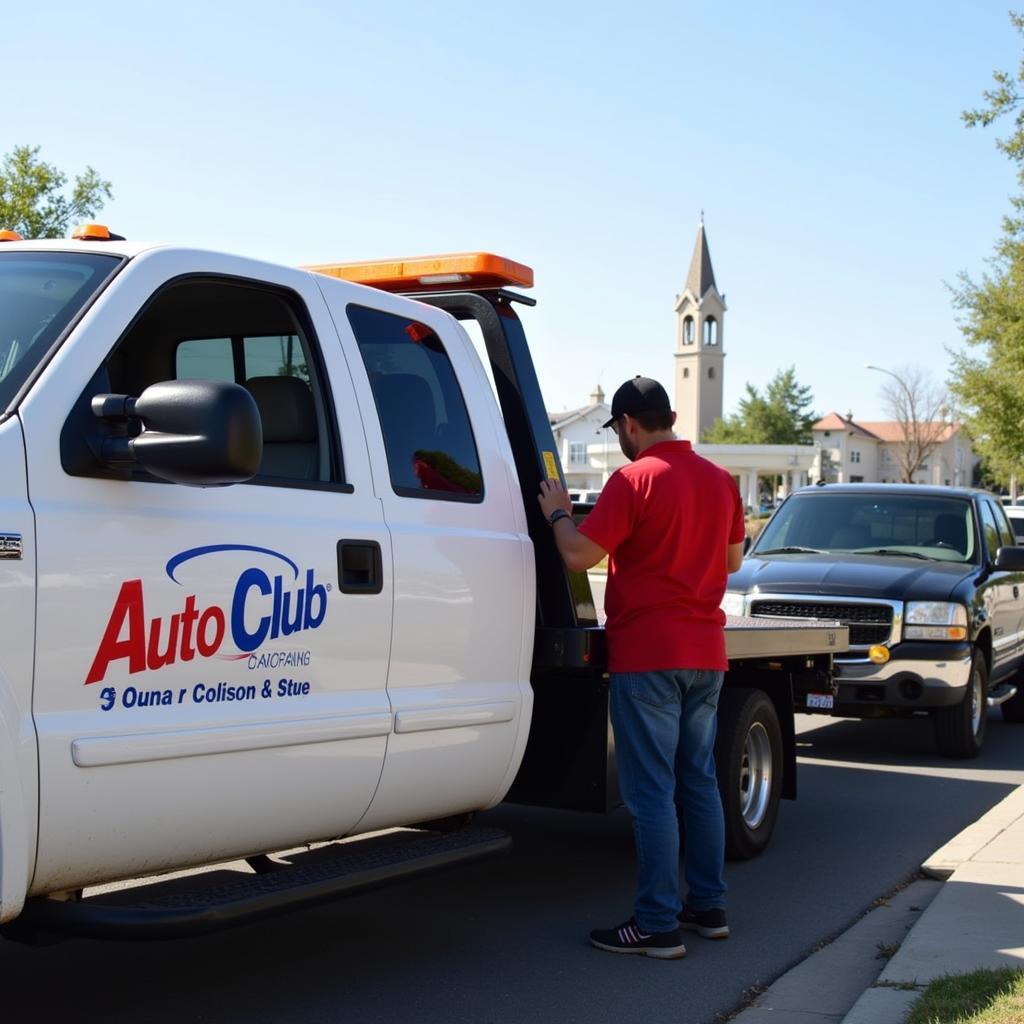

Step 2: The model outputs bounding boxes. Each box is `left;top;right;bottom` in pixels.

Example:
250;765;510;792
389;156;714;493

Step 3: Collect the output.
542;451;559;479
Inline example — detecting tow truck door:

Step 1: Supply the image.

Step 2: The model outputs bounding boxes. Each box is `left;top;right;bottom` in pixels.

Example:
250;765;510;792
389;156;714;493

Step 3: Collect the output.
20;250;392;892
316;279;533;829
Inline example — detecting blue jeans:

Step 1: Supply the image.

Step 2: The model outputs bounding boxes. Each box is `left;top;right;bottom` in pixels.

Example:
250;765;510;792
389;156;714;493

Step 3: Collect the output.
610;669;727;933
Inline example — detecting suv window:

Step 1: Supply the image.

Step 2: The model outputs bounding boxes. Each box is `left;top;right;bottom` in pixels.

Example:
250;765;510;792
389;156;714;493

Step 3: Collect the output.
979;500;1004;560
101;278;337;485
989;500;1016;550
347;304;483;501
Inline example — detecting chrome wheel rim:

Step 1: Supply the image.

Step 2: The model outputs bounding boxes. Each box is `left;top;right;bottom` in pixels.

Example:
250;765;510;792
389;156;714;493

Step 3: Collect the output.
740;722;772;829
971;666;984;736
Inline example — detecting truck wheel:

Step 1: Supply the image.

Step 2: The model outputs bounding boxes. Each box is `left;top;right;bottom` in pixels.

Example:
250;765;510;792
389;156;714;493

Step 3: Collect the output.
934;651;987;758
715;687;782;861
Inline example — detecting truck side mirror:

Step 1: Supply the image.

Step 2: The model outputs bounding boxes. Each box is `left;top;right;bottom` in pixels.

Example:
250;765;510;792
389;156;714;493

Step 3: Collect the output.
994;545;1024;572
743;535;752;555
91;379;263;486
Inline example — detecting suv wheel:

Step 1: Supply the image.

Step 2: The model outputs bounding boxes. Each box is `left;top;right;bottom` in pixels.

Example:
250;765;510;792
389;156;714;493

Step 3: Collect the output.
715;687;783;860
934;650;987;758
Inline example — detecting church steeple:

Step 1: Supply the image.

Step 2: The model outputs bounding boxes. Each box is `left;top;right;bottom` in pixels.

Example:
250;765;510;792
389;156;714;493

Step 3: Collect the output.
673;217;726;442
684;215;717;299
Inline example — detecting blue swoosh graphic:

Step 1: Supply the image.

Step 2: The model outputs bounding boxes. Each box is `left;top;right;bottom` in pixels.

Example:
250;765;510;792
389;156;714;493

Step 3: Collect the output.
166;544;300;584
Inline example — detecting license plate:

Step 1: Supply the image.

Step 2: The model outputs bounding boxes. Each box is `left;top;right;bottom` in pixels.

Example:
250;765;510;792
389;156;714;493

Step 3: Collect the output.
806;693;834;710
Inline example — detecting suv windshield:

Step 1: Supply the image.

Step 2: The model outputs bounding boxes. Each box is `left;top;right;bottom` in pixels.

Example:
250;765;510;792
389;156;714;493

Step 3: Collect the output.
0;252;121;411
754;492;978;564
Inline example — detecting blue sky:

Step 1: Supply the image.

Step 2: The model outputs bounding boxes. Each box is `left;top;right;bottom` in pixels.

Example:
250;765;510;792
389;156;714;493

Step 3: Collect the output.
5;1;1021;425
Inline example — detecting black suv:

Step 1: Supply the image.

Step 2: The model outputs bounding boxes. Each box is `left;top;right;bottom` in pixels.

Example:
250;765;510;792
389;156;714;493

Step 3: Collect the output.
724;484;1024;757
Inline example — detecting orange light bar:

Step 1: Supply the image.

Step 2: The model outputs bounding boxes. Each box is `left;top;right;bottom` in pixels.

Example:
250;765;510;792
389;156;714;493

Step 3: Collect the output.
72;223;112;241
0;229;24;242
304;252;533;293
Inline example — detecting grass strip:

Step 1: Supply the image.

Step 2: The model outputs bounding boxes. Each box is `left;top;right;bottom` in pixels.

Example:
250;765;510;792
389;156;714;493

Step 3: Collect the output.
906;967;1024;1024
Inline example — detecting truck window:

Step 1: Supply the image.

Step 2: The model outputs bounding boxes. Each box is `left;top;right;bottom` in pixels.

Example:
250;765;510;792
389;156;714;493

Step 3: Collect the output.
989;499;1016;551
346;304;483;501
176;337;234;380
0;252;121;413
979;500;1003;561
103;278;339;486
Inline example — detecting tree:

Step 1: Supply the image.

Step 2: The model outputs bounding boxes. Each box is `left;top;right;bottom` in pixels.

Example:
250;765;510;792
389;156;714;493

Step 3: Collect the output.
703;366;817;444
950;12;1024;486
0;145;112;239
950;262;1024;485
872;365;952;483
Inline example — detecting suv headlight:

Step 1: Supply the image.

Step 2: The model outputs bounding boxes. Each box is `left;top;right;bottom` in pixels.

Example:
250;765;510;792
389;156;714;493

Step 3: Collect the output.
904;602;968;641
721;591;746;617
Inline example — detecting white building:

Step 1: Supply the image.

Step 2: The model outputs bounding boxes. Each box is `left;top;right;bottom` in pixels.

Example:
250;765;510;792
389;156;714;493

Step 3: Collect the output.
548;385;614;493
812;413;976;486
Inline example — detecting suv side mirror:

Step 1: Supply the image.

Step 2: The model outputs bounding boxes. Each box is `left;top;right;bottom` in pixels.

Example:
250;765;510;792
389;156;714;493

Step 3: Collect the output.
91;379;262;485
994;546;1024;572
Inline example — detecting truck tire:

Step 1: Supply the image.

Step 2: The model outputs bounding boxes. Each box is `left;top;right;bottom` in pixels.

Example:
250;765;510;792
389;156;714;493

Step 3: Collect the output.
715;687;782;861
934;650;987;758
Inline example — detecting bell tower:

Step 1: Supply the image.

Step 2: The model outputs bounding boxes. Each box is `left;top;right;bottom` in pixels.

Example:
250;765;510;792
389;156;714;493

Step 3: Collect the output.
674;217;726;441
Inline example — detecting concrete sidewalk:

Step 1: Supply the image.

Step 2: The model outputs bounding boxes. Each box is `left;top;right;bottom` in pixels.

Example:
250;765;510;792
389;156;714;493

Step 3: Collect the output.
842;783;1024;1023
730;784;1024;1024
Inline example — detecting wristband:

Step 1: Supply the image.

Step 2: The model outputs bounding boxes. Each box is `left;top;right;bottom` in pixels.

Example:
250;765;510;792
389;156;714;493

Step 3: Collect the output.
548;508;572;527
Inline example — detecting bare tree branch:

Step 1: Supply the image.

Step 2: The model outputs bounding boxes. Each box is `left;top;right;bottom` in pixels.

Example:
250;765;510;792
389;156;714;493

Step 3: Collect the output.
878;366;952;483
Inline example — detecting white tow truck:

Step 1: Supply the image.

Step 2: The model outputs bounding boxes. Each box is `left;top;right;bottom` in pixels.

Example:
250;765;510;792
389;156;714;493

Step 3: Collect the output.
0;227;847;941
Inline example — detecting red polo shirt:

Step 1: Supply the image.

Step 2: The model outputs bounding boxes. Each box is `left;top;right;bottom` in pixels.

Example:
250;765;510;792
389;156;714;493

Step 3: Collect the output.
578;440;745;672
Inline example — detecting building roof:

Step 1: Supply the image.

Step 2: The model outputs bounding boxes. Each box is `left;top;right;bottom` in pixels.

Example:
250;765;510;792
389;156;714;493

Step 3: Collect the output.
549;404;591;427
685;220;717;299
855;421;960;444
812;412;881;439
812;412;961;444
549;385;610;430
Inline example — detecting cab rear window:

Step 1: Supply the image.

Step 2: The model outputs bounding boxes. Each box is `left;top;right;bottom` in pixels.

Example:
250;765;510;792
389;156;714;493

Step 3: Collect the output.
347;304;483;501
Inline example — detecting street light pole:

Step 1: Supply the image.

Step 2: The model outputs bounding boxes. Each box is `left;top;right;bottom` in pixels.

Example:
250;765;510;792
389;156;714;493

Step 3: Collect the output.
865;363;910;399
866;363;916;484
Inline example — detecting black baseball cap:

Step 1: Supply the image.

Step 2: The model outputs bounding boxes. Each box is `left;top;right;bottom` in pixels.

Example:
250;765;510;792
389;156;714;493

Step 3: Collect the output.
602;376;671;428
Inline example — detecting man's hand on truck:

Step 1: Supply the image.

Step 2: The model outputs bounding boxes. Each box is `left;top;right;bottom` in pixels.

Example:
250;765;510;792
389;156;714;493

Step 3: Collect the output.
538;478;608;574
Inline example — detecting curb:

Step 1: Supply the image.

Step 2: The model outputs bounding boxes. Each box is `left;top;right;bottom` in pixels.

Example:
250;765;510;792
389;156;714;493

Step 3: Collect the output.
729;783;1024;1024
840;782;1024;1024
920;784;1024;879
728;878;941;1024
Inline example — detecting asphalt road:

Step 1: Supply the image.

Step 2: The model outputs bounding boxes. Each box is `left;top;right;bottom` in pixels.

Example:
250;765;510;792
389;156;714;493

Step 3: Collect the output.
4;711;1024;1024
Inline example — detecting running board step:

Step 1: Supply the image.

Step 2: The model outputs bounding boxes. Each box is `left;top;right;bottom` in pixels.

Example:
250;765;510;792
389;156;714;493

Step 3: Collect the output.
4;825;509;943
988;683;1018;707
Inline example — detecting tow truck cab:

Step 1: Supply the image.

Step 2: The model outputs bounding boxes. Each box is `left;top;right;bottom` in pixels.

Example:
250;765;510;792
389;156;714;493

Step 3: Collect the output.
0;231;845;940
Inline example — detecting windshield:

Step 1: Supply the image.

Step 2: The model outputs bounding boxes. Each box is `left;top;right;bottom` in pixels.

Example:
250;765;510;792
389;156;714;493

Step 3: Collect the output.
0;252;121;411
754;492;978;563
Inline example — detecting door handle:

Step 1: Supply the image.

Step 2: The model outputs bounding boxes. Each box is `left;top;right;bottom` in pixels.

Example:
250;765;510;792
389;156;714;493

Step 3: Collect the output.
1015;585;1020;600
337;540;383;594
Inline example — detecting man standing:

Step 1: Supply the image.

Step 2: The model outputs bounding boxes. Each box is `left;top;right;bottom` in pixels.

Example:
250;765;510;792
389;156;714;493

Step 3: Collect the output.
538;376;745;960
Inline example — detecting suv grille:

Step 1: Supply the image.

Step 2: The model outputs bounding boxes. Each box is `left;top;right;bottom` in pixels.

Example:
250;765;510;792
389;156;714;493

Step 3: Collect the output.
749;600;894;646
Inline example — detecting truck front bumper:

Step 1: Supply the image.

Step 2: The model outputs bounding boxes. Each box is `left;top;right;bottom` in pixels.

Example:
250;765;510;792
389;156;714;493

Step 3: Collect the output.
833;642;973;713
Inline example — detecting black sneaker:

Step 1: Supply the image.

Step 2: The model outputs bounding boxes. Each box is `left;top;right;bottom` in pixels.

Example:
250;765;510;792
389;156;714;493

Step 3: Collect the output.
678;905;729;939
589;918;686;959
